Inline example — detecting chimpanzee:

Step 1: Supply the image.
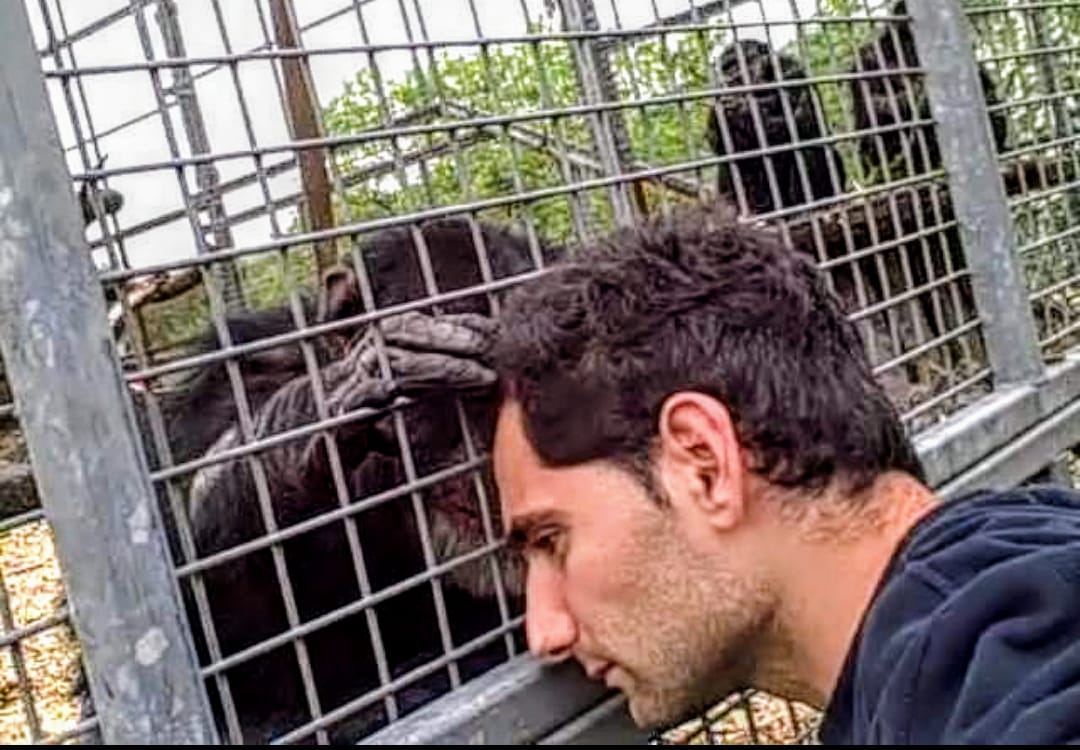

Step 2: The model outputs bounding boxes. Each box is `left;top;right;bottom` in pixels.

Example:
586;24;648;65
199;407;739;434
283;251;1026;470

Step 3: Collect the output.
78;217;558;745
705;39;848;216
847;0;1008;365
848;0;1009;184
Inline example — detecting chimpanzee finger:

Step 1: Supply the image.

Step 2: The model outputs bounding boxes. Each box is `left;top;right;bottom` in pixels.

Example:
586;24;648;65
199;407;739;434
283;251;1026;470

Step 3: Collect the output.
326;371;401;418
384;348;497;391
376;312;494;357
432;313;499;339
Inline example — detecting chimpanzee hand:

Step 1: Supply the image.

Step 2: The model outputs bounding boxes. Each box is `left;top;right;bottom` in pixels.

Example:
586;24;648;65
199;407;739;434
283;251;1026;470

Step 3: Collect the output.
324;311;498;419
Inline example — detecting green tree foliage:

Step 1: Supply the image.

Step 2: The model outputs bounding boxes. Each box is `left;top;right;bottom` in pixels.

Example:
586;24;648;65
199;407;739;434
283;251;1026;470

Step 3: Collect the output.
139;0;1080;350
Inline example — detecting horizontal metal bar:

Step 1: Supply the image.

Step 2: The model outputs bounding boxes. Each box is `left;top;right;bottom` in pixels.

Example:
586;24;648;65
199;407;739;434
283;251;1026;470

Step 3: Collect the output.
900;367;994;426
986;86;1080;117
40;716;102;746
0;508;46;533
127;269;550;389
35;1;146;56
848;268;971;324
74;68;924;185
1011;176;1080;208
938;386;1080;499
275;618;524;745
0;607;71;649
174;456;487;579
1030;269;1080;304
359;655;619;745
967;1;1080;15
1019;222;1080;256
871;319;984;379
43;16;911;79
816;217;962;274
200;539;510;679
98;124;934;286
536;693;643;745
1041;317;1080;350
915;353;1080;489
979;42;1080;68
149;391;414;482
1003;131;1080;165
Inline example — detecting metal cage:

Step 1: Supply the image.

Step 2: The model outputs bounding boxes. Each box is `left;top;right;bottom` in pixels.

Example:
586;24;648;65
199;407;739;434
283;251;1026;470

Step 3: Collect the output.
0;0;1078;744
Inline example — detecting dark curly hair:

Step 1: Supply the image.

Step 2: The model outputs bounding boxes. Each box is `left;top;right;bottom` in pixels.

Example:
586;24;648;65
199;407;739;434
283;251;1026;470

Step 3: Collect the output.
493;204;925;498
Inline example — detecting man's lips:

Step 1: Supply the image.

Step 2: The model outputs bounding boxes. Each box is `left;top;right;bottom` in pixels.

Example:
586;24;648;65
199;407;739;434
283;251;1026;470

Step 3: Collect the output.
584;661;618;688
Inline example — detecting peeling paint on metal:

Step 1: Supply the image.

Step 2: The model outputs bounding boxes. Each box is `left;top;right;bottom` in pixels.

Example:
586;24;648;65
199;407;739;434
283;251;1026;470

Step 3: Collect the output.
128;500;152;545
135;627;169;666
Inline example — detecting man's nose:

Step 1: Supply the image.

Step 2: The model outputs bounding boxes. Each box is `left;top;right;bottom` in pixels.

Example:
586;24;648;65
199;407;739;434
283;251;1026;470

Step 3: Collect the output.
525;564;577;663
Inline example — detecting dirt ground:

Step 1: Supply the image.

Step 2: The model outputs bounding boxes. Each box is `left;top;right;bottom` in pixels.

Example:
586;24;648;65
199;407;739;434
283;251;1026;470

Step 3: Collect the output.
0;519;83;744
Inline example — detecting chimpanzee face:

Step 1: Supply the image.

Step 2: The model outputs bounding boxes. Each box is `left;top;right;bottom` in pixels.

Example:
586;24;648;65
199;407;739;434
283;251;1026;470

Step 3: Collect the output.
344;389;524;602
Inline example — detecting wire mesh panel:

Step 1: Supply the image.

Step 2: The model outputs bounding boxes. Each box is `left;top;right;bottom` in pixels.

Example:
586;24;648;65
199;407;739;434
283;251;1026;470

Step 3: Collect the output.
1;0;1077;746
961;1;1080;361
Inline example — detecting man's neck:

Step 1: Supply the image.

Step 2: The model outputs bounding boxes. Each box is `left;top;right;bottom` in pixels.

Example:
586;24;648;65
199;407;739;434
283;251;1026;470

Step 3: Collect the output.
761;472;939;708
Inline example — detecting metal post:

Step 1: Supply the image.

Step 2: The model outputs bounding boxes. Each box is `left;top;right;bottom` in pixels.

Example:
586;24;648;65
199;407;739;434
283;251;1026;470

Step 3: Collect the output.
156;0;247;313
906;0;1045;387
557;0;638;230
0;3;219;744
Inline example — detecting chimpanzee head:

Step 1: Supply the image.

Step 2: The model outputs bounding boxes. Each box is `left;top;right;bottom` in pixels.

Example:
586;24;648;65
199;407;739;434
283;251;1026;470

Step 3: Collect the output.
313;217;553;601
705;39;815;156
318;217;551;323
720;41;810;110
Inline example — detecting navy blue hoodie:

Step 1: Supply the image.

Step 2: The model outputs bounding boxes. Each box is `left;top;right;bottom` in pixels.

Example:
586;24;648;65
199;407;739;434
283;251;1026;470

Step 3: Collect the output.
819;483;1080;744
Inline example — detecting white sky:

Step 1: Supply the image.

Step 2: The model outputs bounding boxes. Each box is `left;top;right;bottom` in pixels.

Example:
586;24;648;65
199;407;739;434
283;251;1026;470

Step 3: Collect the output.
24;0;822;272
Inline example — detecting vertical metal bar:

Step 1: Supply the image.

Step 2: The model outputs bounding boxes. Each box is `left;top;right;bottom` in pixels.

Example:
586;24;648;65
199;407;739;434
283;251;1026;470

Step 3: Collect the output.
517;0;592;246
155;0;247;313
906;0;1045;387
36;0;129;276
556;0;637;230
249;0;405;726
0;2;218;743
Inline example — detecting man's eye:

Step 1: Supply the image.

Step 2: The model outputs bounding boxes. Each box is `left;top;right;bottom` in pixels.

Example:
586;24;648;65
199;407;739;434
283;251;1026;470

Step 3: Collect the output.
530;530;562;557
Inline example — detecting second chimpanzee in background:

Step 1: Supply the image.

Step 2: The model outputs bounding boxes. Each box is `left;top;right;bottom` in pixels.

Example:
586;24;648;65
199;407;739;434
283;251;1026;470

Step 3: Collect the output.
82;217;558;745
848;0;1010;364
848;0;1010;184
705;39;848;216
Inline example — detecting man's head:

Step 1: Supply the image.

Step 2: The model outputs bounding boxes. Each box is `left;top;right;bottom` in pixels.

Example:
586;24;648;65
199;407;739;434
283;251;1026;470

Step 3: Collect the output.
490;204;926;728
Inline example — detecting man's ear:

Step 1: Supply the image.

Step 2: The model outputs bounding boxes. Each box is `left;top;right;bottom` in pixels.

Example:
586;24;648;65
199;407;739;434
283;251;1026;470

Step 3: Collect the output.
317;262;361;323
656;391;746;531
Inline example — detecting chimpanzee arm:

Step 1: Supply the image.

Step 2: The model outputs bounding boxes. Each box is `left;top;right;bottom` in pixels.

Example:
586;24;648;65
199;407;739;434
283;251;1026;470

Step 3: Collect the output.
186;311;497;553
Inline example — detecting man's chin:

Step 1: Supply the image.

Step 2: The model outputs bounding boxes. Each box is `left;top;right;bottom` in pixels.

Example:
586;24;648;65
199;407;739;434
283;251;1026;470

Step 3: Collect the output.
625;687;733;735
624;690;686;732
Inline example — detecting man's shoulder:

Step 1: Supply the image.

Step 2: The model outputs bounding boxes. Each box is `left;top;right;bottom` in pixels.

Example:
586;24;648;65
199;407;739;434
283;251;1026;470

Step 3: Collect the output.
821;482;1080;744
893;481;1080;587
